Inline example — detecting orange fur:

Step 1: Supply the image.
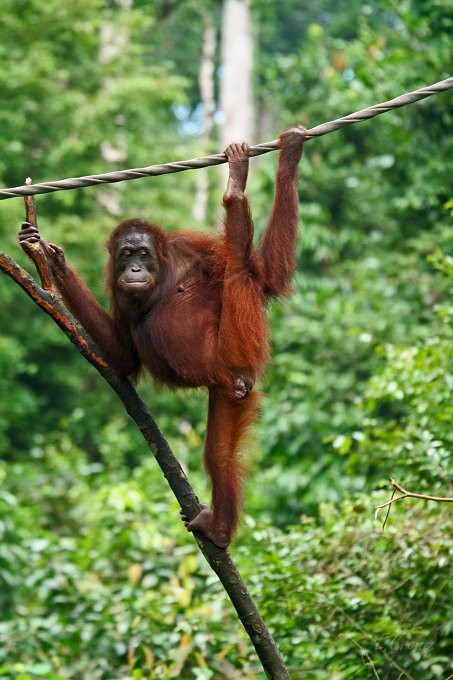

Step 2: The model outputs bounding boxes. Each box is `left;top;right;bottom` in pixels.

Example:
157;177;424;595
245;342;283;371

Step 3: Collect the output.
48;130;305;547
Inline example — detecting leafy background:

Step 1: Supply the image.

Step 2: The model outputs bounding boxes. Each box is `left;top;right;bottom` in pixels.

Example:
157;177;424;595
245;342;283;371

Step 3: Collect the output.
0;1;452;678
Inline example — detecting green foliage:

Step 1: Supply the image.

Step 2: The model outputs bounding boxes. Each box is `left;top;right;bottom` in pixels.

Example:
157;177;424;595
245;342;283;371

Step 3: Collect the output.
1;466;451;678
0;460;257;679
1;0;452;677
348;249;453;491
253;504;452;679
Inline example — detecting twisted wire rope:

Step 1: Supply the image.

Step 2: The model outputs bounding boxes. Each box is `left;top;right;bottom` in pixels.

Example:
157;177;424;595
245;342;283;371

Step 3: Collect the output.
0;76;451;200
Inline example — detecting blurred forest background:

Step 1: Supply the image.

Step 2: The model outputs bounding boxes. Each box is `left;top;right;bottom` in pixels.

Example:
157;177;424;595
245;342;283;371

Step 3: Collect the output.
0;1;452;678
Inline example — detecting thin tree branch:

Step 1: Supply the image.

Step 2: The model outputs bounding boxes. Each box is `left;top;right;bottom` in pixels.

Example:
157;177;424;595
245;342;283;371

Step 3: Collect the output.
21;178;55;290
375;478;453;524
380;487;397;532
0;242;291;680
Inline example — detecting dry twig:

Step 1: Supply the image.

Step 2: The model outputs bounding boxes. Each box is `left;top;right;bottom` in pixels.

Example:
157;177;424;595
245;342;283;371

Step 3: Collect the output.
375;479;453;529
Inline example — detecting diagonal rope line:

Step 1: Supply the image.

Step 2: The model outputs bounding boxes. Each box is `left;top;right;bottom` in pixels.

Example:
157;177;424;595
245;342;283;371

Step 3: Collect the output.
0;76;451;201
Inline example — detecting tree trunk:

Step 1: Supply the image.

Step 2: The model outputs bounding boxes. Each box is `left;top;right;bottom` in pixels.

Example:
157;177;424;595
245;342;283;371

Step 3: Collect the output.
97;0;132;217
192;11;217;222
220;0;254;152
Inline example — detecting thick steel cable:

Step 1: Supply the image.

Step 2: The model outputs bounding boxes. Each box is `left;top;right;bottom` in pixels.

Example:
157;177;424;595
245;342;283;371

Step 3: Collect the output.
0;76;451;200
